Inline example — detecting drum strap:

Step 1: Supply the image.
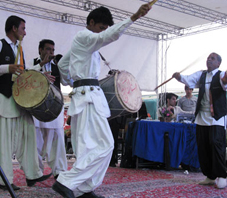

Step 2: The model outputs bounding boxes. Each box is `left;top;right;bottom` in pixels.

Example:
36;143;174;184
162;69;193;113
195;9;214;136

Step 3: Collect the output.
73;79;99;88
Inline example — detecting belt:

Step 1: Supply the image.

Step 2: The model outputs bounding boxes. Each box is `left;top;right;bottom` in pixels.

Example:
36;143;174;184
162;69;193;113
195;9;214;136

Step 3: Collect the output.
200;106;210;112
73;79;99;88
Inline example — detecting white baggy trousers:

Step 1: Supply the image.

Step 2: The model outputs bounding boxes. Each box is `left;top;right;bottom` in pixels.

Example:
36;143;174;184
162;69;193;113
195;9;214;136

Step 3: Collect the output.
36;126;67;176
35;109;67;176
57;103;114;197
0;113;43;185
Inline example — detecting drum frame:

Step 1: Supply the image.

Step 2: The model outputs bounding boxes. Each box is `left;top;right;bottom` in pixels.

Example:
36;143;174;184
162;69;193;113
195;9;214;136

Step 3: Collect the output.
12;70;63;122
28;83;63;122
99;70;142;120
114;71;142;113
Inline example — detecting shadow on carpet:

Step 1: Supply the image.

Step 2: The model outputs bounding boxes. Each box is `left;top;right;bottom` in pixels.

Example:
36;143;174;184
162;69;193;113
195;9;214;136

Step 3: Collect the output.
0;162;227;198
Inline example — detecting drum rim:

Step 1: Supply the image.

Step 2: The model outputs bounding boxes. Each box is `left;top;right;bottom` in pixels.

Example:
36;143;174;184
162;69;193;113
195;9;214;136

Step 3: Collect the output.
114;71;142;113
25;83;64;122
12;69;50;109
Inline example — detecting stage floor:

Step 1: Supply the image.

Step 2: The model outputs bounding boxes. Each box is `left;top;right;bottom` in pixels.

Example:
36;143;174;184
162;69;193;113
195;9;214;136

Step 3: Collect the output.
0;158;226;198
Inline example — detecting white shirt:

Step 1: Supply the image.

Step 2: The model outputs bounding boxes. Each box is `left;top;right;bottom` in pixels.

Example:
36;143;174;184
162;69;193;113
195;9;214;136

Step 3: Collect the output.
58;18;133;117
26;57;54;72
58;18;133;83
180;68;227;126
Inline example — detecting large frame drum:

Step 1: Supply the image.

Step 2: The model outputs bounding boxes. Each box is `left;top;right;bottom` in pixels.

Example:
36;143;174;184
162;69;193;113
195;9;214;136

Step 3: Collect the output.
99;70;142;120
12;70;63;122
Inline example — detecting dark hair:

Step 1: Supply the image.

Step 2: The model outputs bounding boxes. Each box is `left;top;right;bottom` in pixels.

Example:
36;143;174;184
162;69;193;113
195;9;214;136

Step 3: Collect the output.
86;6;114;26
185;85;193;90
38;39;55;54
166;93;178;103
5;15;25;33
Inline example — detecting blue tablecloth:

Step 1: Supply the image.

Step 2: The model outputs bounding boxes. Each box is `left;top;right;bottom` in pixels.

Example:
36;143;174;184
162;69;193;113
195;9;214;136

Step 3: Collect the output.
126;120;200;169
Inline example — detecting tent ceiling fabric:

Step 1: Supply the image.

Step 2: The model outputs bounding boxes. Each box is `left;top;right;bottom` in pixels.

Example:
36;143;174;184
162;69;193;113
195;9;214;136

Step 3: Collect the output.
0;0;227;92
0;0;227;40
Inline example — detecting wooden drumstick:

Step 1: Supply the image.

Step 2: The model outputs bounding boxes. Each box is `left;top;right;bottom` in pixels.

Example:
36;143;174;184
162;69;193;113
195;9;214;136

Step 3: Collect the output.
154;55;205;91
149;0;159;6
99;52;112;70
14;35;22;64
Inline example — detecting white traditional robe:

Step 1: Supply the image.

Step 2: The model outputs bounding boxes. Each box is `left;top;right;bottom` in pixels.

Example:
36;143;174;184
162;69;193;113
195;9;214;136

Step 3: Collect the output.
57;18;133;197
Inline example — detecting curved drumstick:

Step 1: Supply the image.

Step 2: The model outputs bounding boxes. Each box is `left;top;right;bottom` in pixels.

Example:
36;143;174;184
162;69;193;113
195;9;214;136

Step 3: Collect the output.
99;52;112;70
154;55;205;91
149;0;159;6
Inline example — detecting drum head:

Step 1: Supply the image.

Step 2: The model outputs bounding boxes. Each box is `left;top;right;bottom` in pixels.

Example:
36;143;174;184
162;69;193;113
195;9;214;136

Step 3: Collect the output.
12;70;49;109
115;71;142;112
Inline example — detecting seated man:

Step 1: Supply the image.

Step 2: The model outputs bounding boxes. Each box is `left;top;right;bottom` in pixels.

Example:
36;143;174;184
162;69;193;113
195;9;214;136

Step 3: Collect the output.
177;85;197;112
158;93;194;122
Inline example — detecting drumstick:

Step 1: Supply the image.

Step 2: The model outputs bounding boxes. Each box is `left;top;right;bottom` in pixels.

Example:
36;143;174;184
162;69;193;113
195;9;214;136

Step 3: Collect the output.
99;52;112;70
149;0;159;6
154;55;205;91
14;35;22;64
12;35;23;81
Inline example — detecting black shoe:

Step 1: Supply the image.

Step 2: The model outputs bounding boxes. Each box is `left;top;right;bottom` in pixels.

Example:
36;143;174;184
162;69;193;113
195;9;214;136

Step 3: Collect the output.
0;184;20;191
26;172;52;187
54;174;59;180
52;181;75;198
109;163;116;167
78;192;105;198
11;184;20;190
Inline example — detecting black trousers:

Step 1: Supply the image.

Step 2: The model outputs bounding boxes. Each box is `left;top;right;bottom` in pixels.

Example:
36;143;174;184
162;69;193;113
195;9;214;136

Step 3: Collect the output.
109;117;122;165
196;125;226;180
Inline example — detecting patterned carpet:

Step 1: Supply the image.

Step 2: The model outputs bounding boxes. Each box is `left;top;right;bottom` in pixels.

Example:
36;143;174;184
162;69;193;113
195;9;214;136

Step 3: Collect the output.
0;160;227;198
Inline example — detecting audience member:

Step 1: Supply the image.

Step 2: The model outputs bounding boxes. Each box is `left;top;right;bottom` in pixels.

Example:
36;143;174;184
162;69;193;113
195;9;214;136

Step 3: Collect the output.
177;85;197;112
158;93;194;122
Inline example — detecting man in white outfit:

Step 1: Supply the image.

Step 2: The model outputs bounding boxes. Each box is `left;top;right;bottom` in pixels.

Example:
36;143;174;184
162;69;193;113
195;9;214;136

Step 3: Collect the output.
27;39;67;179
172;52;227;189
52;3;152;198
0;15;52;191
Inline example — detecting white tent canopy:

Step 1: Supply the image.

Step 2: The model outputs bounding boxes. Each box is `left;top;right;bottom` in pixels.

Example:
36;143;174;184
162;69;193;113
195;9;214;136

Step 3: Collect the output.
0;0;226;93
0;6;157;92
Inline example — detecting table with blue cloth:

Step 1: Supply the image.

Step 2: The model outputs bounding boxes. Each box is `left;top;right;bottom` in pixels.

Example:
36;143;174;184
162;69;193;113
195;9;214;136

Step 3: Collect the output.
124;120;200;170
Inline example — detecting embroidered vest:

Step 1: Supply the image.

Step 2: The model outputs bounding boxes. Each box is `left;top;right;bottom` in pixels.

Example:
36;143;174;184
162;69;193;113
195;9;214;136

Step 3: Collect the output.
0;39;15;98
195;70;226;120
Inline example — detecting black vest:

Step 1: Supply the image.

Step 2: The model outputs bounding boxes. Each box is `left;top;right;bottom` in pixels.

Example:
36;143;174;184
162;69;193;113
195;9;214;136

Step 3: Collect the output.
195;70;226;120
0;39;15;98
33;58;61;90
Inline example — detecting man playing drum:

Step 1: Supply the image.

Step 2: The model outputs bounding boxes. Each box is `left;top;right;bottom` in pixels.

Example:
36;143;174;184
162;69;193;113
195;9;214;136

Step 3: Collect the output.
27;39;67;179
0;15;51;191
52;3;152;198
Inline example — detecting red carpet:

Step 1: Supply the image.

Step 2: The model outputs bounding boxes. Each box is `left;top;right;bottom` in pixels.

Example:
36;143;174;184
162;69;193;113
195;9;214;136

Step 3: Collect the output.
0;161;227;198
